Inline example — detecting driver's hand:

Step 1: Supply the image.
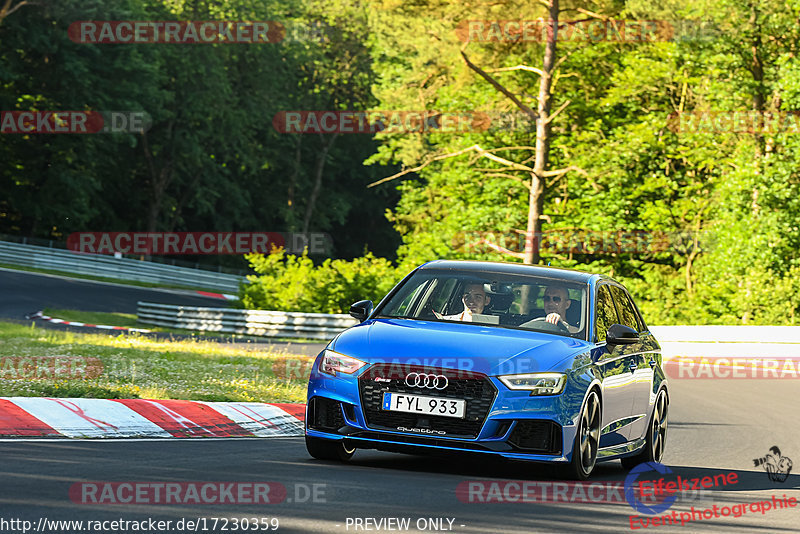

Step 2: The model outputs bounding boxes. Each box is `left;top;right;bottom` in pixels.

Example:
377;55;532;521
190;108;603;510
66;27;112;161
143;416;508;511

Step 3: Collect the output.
545;313;563;325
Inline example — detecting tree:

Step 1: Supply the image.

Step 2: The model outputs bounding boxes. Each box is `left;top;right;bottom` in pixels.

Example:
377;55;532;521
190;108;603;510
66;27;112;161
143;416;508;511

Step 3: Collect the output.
366;0;623;265
0;0;400;263
0;0;32;26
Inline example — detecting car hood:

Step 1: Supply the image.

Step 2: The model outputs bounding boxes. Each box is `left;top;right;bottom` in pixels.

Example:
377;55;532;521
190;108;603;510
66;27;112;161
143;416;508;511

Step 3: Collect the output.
332;318;591;376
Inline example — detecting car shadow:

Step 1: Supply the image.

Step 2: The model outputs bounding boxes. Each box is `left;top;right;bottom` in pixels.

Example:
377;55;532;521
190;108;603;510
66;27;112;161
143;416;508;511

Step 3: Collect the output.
340;450;800;490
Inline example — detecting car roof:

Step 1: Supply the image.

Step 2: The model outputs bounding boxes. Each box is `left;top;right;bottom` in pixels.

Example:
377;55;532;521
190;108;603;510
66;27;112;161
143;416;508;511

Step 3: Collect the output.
418;259;602;285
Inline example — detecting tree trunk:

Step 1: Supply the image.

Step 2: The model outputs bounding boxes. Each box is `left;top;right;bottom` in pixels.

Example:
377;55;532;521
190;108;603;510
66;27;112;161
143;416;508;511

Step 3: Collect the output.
168;173;200;232
0;0;29;26
749;3;764;216
302;133;339;235
287;136;302;231
523;0;559;265
142;130;174;235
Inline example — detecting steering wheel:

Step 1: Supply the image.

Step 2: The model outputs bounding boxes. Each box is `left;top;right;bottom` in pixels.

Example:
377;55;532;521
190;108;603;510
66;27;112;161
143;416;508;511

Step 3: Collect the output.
530;316;570;333
419;301;438;320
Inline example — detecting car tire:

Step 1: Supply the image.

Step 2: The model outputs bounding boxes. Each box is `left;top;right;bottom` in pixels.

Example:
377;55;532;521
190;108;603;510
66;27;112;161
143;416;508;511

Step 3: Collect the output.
560;389;601;480
305;436;356;462
621;389;668;470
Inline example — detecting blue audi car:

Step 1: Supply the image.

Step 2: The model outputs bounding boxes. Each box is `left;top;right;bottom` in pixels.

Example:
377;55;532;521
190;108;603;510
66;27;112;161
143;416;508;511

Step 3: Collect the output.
305;260;668;479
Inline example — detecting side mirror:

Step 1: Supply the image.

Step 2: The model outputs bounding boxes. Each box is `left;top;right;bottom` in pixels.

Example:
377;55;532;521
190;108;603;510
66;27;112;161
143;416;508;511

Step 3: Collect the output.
606;324;640;345
349;300;373;323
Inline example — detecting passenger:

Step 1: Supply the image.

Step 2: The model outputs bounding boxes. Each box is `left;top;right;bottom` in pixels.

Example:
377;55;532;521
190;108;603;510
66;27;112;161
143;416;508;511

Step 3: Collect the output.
540;285;580;333
434;283;491;322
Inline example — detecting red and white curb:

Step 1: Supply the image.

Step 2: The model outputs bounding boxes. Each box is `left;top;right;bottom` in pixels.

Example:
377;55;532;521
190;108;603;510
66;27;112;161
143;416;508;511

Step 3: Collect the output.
27;311;153;333
0;397;305;439
196;291;238;301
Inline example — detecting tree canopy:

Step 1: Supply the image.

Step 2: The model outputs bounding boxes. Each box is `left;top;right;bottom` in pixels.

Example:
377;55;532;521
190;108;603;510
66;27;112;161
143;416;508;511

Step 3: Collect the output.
3;0;800;324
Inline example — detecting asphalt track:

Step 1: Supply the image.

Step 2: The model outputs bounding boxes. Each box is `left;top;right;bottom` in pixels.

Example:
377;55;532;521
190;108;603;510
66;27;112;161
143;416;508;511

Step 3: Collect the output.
0;269;798;533
0;267;231;318
0;268;327;356
0;380;797;533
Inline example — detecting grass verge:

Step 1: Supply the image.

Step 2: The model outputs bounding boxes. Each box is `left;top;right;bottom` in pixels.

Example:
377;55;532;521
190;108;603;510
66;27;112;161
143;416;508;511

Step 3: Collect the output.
43;308;140;328
0;321;310;403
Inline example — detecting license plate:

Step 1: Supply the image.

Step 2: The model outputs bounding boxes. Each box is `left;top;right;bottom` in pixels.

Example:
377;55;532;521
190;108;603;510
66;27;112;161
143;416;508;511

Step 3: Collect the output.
382;392;466;419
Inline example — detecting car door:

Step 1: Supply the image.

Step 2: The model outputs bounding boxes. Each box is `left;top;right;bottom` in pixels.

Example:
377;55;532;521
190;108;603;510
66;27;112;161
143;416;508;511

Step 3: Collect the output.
608;285;656;442
592;284;639;447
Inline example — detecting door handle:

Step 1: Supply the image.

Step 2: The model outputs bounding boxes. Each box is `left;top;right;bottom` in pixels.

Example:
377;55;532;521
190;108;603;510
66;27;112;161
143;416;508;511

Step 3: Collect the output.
628;362;637;373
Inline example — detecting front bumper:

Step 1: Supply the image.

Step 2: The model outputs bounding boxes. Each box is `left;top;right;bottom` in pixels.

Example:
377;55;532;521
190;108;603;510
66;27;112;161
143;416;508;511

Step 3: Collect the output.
306;363;584;463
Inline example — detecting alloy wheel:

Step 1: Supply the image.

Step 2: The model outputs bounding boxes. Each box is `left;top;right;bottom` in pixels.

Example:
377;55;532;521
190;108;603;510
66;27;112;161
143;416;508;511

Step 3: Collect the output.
579;391;601;476
650;391;668;462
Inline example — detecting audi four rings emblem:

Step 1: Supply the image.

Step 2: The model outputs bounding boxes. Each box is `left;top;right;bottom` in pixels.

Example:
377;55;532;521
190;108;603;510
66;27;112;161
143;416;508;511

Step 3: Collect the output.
405;372;448;390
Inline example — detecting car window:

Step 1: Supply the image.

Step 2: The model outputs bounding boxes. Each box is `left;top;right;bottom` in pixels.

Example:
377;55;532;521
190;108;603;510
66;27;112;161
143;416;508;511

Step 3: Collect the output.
374;269;588;339
384;278;429;316
608;285;640;332
628;297;647;332
430;277;458;313
594;285;618;343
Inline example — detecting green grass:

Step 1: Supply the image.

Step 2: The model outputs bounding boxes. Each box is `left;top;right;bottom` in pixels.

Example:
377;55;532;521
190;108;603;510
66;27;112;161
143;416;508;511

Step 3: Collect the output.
43;308;140;328
0;262;244;295
0;321;311;403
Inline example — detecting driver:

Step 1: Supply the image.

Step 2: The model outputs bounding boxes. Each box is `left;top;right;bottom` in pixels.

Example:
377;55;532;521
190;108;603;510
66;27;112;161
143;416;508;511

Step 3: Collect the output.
541;285;580;333
434;283;491;322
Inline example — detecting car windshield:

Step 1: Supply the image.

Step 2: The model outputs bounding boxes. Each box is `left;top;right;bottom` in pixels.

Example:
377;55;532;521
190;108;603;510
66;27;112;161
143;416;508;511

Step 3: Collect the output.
376;269;588;340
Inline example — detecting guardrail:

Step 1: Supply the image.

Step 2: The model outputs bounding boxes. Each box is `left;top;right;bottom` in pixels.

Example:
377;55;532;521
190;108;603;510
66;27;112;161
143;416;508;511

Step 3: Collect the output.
649;325;800;358
0;241;245;293
137;302;357;340
135;303;800;351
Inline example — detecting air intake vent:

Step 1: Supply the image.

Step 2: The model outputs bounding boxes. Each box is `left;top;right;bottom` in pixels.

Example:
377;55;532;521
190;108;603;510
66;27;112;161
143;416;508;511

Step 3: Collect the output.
308;397;345;432
508;420;562;454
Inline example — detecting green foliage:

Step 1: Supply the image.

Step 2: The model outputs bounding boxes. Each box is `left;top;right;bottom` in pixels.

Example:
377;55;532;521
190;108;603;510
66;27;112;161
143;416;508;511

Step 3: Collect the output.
241;249;400;313
359;0;800;325
5;0;800;324
0;0;400;263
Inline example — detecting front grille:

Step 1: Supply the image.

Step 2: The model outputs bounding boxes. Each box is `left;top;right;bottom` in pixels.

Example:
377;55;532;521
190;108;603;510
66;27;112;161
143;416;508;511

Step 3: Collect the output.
308;397;345;432
507;420;562;454
359;364;497;438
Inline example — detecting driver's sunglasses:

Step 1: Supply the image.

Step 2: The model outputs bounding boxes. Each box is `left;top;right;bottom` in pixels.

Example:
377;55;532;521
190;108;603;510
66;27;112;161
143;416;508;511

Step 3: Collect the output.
543;296;562;303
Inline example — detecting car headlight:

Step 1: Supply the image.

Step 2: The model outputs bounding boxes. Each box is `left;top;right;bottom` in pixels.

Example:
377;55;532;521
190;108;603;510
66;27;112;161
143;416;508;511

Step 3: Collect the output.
498;373;566;395
319;349;367;376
